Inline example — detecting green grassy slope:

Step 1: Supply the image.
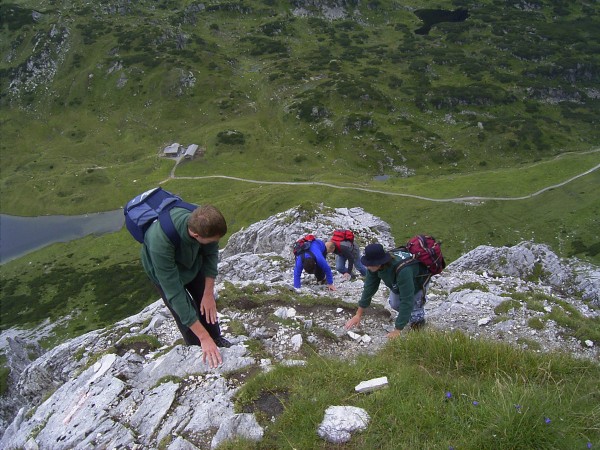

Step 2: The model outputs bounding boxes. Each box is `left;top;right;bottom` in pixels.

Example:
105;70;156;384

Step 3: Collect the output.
230;331;600;449
1;0;598;216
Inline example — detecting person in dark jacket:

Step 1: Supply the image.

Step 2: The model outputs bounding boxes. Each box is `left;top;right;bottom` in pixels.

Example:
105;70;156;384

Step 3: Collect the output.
141;204;231;368
325;239;367;279
293;238;336;291
345;243;430;339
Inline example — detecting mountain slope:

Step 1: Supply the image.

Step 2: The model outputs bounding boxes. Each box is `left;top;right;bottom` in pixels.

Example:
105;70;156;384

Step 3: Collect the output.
1;205;598;448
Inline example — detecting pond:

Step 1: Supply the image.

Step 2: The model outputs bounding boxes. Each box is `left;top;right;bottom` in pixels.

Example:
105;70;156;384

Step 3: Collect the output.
0;210;124;264
373;175;390;181
414;8;469;35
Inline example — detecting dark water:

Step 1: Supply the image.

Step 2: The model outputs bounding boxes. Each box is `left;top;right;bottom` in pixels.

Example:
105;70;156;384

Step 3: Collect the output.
415;8;469;35
0;210;124;264
373;175;390;181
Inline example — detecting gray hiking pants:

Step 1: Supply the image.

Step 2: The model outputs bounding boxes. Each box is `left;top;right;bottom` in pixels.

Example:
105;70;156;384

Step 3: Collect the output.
388;288;426;325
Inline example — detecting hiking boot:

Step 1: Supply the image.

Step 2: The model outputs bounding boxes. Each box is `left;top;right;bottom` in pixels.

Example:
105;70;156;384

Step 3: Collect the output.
409;320;426;331
213;336;233;348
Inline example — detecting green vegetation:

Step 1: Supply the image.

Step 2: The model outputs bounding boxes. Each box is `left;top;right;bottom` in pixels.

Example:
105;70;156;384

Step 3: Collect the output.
117;334;161;352
528;317;545;330
450;281;489;293
1;0;598;210
494;299;523;315
546;300;600;344
226;319;247;336
493;292;600;343
0;232;156;347
0;355;9;396
218;282;351;310
226;330;600;449
152;375;182;389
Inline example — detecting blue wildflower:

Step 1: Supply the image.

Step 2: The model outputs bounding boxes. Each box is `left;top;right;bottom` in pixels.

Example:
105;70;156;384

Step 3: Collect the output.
445;391;452;399
587;442;591;449
544;417;551;424
472;401;479;406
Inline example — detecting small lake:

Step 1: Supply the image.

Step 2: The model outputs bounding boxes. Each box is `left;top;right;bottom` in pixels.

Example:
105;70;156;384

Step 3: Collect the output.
373;175;390;181
0;210;124;264
414;8;469;35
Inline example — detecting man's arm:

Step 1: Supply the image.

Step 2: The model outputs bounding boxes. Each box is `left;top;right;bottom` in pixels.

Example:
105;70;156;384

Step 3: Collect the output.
189;320;222;368
345;306;365;329
346;272;380;329
200;277;217;324
293;256;303;288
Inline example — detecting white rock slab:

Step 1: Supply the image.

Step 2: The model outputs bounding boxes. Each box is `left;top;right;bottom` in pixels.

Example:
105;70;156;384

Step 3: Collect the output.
355;376;388;393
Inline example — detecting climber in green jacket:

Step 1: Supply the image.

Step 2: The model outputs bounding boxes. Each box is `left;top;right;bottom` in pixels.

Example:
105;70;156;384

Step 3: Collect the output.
345;243;430;339
141;204;231;368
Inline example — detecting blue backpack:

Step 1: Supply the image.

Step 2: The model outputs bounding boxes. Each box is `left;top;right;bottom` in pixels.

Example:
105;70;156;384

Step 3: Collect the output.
124;187;196;247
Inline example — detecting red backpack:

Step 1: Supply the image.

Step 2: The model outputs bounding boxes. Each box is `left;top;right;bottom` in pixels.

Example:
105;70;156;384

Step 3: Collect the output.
404;234;446;275
292;234;316;257
330;229;355;252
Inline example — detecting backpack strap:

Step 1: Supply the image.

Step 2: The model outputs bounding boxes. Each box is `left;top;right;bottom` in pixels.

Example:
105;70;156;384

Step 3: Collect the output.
299;241;316;261
157;200;197;247
394;257;419;274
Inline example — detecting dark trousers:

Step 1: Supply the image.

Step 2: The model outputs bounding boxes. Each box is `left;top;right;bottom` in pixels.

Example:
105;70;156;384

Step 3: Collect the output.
314;265;325;283
154;270;222;346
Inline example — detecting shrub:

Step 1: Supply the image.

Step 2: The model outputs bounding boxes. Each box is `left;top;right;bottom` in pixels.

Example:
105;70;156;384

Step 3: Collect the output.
495;299;522;315
0;364;9;396
0;4;35;31
528;317;545;330
450;281;489;293
217;130;246;145
294;100;329;123
241;36;287;56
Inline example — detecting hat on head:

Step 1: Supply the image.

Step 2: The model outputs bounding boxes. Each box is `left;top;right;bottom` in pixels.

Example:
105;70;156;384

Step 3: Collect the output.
361;243;391;266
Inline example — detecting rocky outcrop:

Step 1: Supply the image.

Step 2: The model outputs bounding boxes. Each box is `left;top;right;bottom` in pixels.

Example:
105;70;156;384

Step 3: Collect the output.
1;205;598;449
290;0;355;20
449;241;600;304
221;204;394;259
8;24;70;103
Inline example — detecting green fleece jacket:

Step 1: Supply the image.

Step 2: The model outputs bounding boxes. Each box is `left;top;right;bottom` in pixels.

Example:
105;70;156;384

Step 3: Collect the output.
359;256;430;330
141;207;219;327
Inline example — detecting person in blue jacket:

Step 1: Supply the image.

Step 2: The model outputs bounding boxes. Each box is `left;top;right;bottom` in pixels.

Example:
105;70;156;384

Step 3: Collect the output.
293;238;336;291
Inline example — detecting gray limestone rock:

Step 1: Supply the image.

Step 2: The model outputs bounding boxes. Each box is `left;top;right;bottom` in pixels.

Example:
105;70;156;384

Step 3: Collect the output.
210;413;264;449
317;405;370;444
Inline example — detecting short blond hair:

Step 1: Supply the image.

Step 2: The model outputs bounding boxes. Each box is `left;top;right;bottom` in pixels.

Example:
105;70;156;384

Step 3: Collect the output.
188;204;227;238
325;241;335;253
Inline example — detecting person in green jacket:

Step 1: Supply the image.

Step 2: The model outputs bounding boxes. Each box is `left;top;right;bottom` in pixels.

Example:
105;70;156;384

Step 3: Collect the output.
141;204;231;368
345;243;430;339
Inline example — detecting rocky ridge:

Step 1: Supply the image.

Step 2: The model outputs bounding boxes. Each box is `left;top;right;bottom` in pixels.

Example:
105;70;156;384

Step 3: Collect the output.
1;205;598;449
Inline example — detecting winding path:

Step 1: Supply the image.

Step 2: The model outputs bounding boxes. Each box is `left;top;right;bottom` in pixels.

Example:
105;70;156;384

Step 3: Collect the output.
162;149;600;204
